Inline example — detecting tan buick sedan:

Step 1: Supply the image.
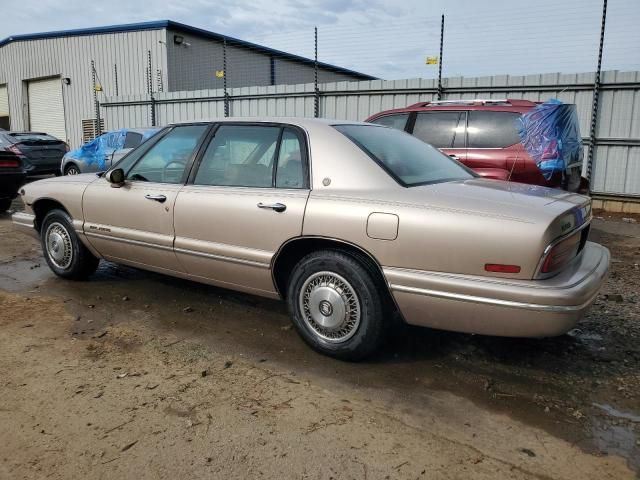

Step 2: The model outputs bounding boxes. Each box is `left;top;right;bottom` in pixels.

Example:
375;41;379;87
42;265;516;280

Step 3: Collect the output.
12;118;610;360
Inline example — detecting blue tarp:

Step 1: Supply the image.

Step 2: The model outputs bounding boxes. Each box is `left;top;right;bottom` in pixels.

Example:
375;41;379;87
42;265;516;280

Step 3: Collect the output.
518;99;583;180
66;128;159;170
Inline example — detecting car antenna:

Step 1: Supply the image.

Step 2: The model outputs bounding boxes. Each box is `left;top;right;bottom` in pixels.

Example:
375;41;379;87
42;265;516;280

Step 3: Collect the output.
507;152;519;185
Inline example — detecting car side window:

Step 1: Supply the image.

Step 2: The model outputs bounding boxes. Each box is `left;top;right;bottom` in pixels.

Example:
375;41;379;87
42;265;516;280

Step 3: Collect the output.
275;129;304;188
369;114;409;131
467;111;521;148
123;132;143;149
412;112;462;148
194;125;282;188
126;125;207;184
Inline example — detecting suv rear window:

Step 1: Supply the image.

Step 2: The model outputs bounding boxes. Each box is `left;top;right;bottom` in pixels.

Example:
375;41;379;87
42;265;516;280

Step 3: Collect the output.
467;111;521;148
334;124;473;187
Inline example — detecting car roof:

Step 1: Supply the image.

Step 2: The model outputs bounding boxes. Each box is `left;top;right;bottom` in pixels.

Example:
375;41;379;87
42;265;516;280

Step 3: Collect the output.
166;117;376;129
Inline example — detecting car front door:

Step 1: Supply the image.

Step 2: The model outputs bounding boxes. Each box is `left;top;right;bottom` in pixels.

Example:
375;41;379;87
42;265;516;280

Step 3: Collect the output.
409;111;466;163
173;123;310;297
82;124;209;273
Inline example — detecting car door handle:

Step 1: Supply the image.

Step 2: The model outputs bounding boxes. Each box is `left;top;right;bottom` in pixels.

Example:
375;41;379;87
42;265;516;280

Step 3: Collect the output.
449;154;460;161
145;194;167;203
257;202;287;213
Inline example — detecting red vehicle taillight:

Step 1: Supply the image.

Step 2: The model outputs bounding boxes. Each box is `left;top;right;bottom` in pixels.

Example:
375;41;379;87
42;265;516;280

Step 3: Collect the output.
485;264;521;274
541;231;581;274
0;159;20;168
8;144;22;155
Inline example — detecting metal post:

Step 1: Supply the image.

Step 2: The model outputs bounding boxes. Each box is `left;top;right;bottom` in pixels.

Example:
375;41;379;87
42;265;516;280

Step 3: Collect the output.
114;64;119;97
223;37;229;117
437;14;445;100
314;26;319;118
91;60;102;136
147;50;156;126
587;0;607;186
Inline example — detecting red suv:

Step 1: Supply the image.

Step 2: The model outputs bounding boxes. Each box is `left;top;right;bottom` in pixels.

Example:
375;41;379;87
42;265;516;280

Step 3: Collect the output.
366;99;583;191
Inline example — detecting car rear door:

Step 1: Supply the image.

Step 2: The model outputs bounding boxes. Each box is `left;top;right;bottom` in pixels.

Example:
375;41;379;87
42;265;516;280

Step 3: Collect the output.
173;123;310;297
465;110;523;179
82;124;209;273
409;111;466;163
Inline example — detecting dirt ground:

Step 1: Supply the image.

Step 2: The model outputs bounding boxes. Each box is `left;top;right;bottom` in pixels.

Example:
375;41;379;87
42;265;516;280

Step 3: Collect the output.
0;205;638;479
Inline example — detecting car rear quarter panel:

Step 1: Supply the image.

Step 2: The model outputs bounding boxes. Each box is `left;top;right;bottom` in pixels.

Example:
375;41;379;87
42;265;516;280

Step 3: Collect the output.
302;189;546;279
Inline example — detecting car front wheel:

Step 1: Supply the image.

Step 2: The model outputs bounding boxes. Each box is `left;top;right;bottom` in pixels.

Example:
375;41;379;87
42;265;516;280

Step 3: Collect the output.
41;209;99;279
286;249;388;361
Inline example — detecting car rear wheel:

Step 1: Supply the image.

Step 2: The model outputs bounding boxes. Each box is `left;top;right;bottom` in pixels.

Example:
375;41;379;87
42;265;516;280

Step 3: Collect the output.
286;249;388;361
65;164;80;175
0;199;11;212
41;209;99;279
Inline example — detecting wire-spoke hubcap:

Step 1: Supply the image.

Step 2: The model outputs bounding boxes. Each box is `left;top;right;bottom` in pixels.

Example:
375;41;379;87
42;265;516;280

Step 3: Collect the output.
46;222;73;269
299;271;361;343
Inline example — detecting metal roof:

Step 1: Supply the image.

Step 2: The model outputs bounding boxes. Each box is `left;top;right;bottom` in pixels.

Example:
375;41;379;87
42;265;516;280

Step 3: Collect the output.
0;20;376;80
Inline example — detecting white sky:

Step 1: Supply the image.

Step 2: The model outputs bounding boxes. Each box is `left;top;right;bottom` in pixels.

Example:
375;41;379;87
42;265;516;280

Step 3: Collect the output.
2;0;639;79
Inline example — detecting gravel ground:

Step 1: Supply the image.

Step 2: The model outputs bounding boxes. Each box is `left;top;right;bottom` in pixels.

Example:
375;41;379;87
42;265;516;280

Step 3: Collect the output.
0;207;638;479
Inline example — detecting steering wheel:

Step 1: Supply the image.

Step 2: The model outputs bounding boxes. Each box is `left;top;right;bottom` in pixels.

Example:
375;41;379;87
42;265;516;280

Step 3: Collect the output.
163;160;187;183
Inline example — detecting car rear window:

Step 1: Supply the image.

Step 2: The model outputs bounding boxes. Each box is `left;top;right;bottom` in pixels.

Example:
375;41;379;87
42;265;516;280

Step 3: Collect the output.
123;132;143;149
369;114;409;131
9;133;62;143
334;124;474;187
467;111;522;148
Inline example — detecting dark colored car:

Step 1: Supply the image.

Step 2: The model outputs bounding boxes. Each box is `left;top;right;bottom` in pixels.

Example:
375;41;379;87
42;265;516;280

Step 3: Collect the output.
366;99;584;192
0;131;68;176
0;149;25;212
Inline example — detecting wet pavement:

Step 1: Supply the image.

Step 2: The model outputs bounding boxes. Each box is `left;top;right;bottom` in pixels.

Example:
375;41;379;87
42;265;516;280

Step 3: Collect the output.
0;208;639;476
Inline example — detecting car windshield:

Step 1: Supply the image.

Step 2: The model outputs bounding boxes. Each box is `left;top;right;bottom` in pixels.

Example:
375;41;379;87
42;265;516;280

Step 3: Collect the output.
334;124;474;187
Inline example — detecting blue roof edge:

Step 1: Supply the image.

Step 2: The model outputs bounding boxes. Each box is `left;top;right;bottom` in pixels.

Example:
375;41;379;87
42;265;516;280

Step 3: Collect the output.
0;20;377;80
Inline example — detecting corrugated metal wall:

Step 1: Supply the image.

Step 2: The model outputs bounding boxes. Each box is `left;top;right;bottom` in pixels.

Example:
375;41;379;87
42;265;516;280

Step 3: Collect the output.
102;70;640;197
0;29;167;147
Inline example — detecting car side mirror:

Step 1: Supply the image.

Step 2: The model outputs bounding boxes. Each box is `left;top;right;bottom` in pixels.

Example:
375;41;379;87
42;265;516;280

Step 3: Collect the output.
106;168;125;188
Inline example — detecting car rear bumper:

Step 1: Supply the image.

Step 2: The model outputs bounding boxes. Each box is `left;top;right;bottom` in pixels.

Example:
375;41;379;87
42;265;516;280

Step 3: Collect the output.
0;172;26;199
384;242;610;337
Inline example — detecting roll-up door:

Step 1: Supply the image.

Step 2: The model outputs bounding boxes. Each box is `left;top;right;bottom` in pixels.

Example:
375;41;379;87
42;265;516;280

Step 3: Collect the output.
28;77;66;140
0;85;9;130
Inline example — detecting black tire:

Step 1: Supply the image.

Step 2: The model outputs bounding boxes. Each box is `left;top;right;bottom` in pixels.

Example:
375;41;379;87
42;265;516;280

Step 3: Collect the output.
40;209;99;280
286;249;389;361
0;198;11;212
65;164;80;176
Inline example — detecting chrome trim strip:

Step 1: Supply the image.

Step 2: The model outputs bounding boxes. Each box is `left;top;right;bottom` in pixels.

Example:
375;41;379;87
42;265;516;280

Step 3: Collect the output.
86;231;270;269
174;247;270;269
84;231;174;252
11;212;36;229
389;284;597;312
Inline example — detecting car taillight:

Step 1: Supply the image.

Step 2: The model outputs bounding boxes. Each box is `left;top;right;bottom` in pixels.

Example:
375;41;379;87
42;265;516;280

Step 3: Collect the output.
0;159;20;168
8;145;22;155
541;231;581;274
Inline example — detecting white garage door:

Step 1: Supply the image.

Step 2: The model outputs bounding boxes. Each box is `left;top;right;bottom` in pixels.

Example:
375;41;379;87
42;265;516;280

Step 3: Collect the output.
0;85;9;129
28;77;66;141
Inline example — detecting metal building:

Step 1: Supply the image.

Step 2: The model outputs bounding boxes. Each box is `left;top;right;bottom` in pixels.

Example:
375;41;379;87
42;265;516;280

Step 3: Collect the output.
0;20;374;147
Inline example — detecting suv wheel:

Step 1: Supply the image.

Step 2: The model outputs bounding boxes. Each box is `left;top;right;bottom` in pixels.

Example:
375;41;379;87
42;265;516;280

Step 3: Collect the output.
286;249;388;361
41;209;99;279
